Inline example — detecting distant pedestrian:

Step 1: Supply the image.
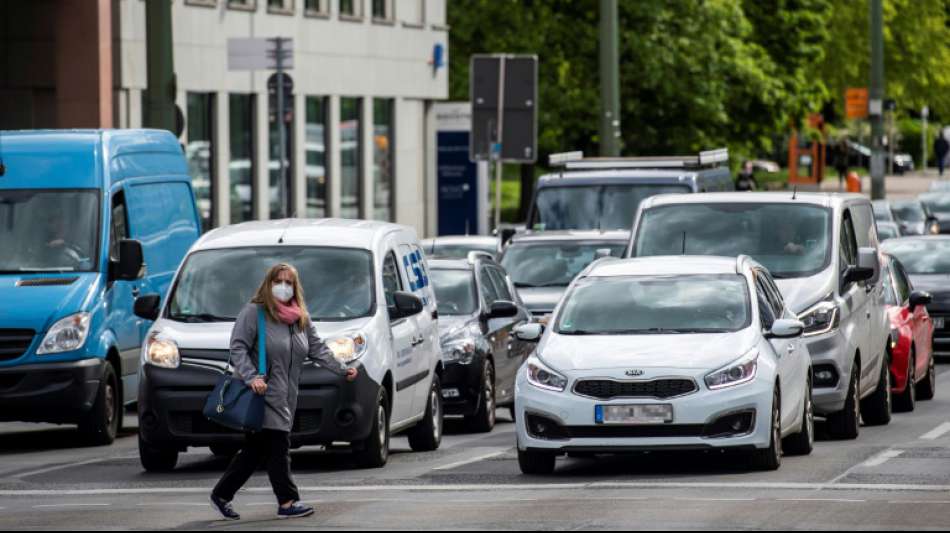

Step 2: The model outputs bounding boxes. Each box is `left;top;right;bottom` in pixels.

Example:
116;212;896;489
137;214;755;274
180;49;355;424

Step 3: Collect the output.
934;129;949;177
735;161;758;191
209;263;358;521
834;138;850;190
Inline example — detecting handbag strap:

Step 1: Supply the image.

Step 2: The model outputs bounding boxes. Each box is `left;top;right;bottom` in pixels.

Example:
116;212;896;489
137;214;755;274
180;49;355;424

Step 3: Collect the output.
257;307;267;376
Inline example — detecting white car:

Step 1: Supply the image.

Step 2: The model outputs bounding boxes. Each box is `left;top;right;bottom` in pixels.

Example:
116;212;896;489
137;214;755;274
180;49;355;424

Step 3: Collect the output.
513;256;813;474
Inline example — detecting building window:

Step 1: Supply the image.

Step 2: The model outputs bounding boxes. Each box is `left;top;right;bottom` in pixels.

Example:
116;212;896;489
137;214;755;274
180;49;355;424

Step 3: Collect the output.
269;87;295;219
229;94;256;224
187;92;216;232
339;0;362;18
304;0;328;16
373;98;394;221
372;0;392;21
402;0;424;25
340;97;363;219
267;0;293;13
305;96;329;218
227;0;256;10
185;0;217;7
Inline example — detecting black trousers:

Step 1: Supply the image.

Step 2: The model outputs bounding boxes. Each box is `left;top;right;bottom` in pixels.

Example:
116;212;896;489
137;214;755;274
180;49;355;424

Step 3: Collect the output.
213;429;300;504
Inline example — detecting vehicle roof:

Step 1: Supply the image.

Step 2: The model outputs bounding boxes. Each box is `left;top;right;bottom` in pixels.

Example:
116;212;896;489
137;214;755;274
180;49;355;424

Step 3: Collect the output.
193;218;412;251
585;256;752;278
428;258;477;270
421;235;498;246
641;191;866;209
508;230;631;244
536;168;728;186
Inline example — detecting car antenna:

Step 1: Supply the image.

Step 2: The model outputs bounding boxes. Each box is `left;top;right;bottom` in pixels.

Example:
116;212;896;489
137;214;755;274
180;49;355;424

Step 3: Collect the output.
277;211;297;244
681;232;687;255
0;130;6;177
792;186;798;201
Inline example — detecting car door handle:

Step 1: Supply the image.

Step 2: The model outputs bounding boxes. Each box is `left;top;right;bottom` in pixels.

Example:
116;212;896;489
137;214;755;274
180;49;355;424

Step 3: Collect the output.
411;336;425;347
787;344;796;354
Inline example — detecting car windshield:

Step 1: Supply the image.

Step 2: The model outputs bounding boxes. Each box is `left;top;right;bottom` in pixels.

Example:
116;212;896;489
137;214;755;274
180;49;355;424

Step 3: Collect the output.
872;202;892;222
634;203;832;278
555;274;751;335
920;193;950;215
532;184;690;231
430;269;478;315
0;189;99;273
167;246;374;322
501;241;626;287
877;224;900;241
891;201;926;223
427;243;496;259
880;240;950;275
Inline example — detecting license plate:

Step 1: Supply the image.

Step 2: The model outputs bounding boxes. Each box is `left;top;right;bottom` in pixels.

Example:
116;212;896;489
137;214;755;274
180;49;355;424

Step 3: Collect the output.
935;317;945;330
595;404;673;425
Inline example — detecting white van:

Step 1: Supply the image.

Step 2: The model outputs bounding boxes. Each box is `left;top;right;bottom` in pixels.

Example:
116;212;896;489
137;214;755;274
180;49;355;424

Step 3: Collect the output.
135;219;444;471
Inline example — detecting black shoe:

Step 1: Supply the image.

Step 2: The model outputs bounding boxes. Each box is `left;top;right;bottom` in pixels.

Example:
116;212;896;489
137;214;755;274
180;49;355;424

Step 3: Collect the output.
210;494;240;521
277;502;314;519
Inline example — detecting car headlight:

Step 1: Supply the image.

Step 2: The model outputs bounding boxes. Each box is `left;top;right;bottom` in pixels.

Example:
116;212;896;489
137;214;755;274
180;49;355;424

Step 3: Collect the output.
930;221;941;235
144;334;180;369
798;300;840;337
326;332;368;364
526;356;568;392
37;313;91;355
441;323;483;365
705;351;758;390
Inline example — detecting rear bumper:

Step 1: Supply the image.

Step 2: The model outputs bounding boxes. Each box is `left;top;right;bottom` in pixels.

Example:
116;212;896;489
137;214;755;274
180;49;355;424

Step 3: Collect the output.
0;358;105;423
138;361;379;450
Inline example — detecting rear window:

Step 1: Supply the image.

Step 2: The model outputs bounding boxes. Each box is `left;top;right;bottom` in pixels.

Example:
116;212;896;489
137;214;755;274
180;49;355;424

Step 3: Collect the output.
532;183;690;231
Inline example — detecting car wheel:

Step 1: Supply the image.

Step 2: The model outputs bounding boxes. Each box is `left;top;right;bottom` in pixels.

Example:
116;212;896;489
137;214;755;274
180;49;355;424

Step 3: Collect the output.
139;434;178;472
466;361;496;433
917;354;936;401
827;364;861;440
893;354;916;413
352;388;390;468
78;361;120;446
518;448;556;475
408;375;443;452
861;357;893;426
750;387;782;471
783;378;814;456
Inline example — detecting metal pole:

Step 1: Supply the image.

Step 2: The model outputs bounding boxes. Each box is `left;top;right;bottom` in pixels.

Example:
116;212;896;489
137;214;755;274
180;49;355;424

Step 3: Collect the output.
869;0;886;199
922;106;929;173
144;0;176;132
275;38;288;218
493;56;506;232
599;0;621;157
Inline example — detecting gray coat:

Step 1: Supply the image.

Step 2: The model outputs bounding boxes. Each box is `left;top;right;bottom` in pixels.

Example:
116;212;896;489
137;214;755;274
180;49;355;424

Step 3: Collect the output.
230;303;348;432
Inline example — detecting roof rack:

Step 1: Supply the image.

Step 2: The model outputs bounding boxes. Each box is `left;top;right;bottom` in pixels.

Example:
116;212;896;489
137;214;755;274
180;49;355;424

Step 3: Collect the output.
548;148;729;171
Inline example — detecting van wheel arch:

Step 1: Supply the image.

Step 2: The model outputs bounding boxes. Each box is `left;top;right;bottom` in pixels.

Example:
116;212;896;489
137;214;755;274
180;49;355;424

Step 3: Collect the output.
382;372;394;416
106;348;122;406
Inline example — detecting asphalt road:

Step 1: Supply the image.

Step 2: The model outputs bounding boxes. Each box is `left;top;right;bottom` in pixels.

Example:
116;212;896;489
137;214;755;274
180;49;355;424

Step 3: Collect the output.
1;363;950;530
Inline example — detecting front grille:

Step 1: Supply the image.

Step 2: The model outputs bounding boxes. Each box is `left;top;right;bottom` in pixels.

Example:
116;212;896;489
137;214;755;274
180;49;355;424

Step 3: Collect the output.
574;379;697;400
16;277;78;287
0;329;35;362
0;373;23;391
178;348;231;362
170;409;324;436
526;414;704;440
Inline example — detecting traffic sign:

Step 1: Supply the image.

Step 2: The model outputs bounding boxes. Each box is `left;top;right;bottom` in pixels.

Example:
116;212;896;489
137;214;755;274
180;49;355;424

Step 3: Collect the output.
470;55;538;163
846;88;869;119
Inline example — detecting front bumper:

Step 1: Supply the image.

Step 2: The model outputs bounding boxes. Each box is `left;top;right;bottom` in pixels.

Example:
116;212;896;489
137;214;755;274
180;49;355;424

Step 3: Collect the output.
138;360;379;450
0;358;105;424
514;373;773;453
440;357;485;417
802;329;852;415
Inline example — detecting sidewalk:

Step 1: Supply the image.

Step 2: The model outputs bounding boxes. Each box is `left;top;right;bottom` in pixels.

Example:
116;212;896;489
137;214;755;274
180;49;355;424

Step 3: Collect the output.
818;169;945;199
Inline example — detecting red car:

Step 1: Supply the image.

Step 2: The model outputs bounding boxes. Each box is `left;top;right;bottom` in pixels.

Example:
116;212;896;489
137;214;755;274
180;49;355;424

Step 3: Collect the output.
881;253;937;412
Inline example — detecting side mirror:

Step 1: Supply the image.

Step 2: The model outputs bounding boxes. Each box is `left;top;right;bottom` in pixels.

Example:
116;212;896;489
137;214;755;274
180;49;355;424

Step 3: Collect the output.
594;248;613;260
133;294;162;321
488;300;519;319
390;291;424;320
112;239;146;281
514;323;543;342
853;247;879;283
909;290;933;310
767;318;805;339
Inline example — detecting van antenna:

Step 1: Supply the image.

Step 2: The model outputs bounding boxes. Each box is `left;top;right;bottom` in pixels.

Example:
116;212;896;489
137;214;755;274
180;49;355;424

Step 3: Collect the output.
681;232;687;255
277;212;297;244
792;186;798;201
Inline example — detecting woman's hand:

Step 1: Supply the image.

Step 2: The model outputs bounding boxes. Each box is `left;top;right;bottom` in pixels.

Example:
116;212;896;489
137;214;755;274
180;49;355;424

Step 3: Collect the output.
249;377;268;395
345;368;359;382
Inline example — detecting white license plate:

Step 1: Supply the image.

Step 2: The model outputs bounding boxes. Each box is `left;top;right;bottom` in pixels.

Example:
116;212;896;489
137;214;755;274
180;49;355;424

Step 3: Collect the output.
935;317;945;330
595;404;673;425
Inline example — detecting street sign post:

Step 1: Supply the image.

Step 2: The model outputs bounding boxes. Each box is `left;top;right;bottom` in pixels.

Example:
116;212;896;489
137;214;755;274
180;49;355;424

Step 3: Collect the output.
846;88;869;120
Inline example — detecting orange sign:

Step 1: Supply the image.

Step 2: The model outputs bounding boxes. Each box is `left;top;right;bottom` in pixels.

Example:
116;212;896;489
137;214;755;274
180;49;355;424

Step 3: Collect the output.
846;88;869;119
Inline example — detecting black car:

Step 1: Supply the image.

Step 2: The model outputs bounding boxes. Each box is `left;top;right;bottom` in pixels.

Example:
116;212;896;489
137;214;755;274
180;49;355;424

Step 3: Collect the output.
428;254;532;432
919;193;950;235
880;236;950;353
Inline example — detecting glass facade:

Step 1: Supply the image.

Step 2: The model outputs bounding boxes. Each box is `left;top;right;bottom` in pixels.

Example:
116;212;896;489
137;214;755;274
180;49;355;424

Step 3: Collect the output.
186;92;215;232
229;94;255;224
269;89;295;219
340;0;358;16
340;97;363;219
305;96;329;218
373;98;394;221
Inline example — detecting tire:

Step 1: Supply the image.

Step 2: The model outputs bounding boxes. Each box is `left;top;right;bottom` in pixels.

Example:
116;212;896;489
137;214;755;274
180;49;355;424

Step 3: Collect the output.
352;388;390;469
917;354;936;401
749;387;782;471
509;405;517;422
518;448;556;475
78;362;120;446
465;361;496;433
408;375;443;452
893;354;916;413
139;434;178;472
861;356;892;426
827;364;861;440
783;379;814;456
209;444;240;458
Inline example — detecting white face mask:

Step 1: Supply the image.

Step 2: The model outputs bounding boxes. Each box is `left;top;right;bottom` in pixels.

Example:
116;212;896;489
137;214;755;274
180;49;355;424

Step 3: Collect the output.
271;282;294;303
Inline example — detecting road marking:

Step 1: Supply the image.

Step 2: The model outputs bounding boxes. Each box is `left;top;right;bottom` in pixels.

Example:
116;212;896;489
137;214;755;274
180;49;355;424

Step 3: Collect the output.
777;498;865;503
674;497;756;502
13;455;136;479
861;449;904;467
33;503;111;508
135;503;210;507
432;449;509;471
887;501;950;505
920;422;950;440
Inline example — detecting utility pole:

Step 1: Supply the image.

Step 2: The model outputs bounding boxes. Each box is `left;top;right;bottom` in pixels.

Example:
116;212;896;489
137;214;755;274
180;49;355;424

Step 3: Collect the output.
922;106;929;172
269;38;290;218
144;0;177;133
599;0;621;157
869;0;886;199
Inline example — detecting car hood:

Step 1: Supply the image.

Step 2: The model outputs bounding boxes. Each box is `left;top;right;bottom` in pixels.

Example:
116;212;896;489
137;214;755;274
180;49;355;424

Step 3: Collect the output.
537;329;758;372
776;272;836;315
0;273;100;332
438;314;479;339
516;286;566;314
151;316;375;350
906;274;950;308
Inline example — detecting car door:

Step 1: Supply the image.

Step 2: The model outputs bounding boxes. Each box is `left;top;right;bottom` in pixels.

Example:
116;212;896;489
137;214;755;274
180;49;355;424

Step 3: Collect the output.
893;259;932;381
852;202;888;384
486;265;529;405
476;265;509;383
755;270;798;430
401;242;438;414
839;210;872;393
381;248;419;426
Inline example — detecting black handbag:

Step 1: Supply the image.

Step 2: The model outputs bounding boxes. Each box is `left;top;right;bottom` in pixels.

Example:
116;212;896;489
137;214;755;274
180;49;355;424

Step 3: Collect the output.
203;308;267;432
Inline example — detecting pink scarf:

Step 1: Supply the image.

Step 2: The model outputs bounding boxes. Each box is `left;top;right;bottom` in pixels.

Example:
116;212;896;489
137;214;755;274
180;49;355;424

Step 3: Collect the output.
275;299;303;326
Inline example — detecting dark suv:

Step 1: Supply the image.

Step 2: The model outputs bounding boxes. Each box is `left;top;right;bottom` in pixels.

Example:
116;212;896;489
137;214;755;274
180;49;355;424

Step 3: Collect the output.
428;253;532;432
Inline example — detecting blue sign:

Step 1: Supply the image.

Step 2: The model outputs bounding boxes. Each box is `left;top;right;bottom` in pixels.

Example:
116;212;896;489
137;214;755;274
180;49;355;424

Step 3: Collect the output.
437;130;479;235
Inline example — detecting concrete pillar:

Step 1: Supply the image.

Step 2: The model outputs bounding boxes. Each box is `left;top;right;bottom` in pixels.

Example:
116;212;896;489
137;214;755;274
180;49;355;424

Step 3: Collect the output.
293;91;307;218
328;95;342;218
55;0;112;128
362;96;375;219
214;91;231;227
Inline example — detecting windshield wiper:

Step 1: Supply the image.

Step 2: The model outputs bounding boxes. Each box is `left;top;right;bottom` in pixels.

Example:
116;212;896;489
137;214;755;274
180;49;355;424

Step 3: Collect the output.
169;313;234;323
557;329;604;335
619;327;731;334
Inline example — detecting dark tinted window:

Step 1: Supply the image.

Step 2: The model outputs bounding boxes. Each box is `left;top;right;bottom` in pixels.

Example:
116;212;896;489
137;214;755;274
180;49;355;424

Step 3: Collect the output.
431;269;478;315
881;239;950;275
488;267;514;301
382;251;403;311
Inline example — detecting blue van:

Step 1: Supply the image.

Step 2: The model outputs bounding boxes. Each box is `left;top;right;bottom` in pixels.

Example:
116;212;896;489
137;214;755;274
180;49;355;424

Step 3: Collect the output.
0;129;201;444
